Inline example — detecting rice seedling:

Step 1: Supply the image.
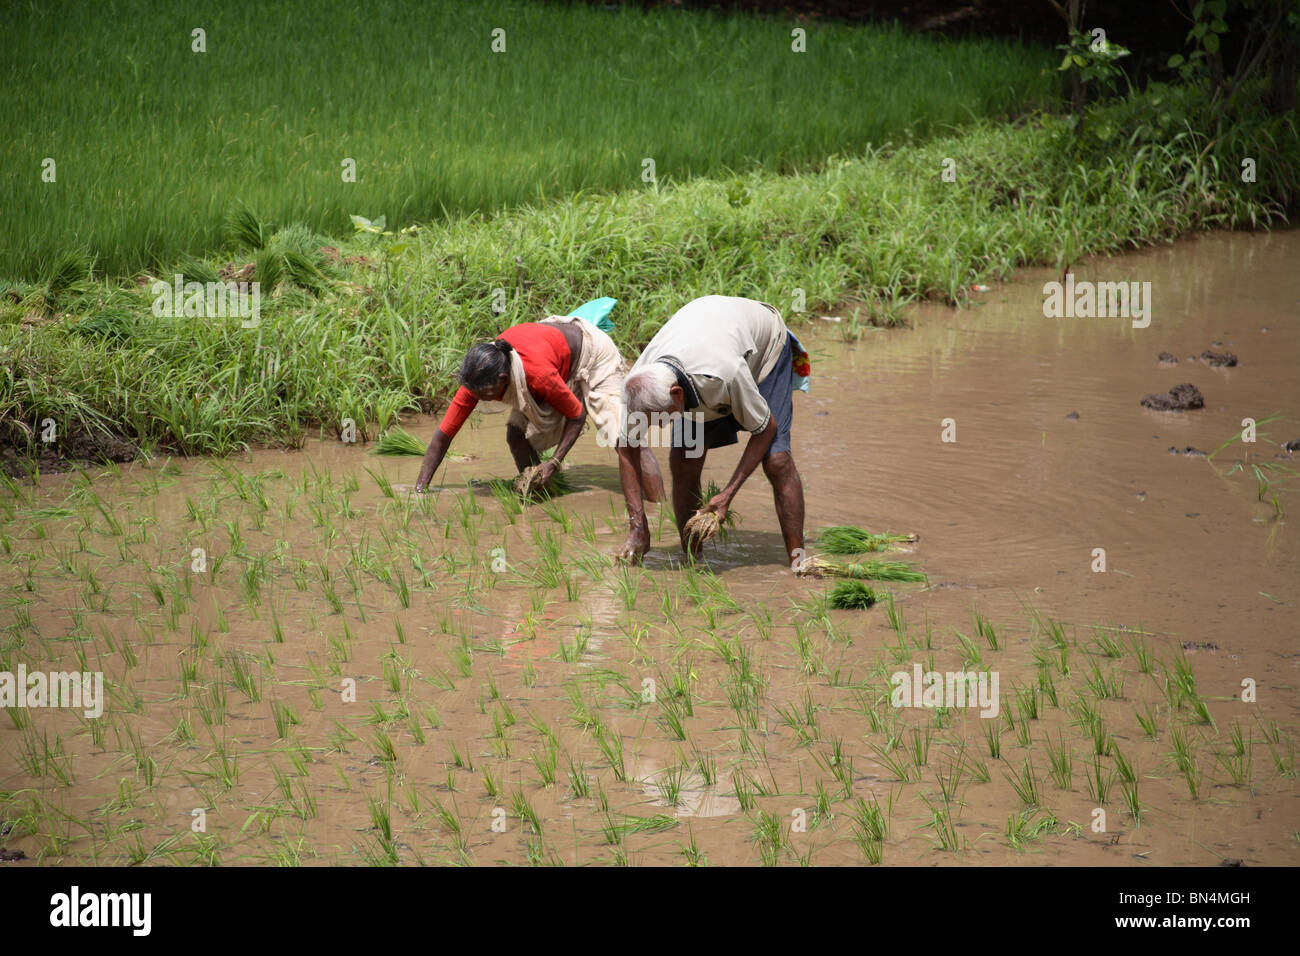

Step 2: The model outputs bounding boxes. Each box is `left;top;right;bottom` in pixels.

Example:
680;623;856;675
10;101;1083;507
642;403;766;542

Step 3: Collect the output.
431;798;468;853
1005;807;1061;851
971;608;1000;650
1216;720;1253;787
909;727;931;768
566;758;590;799
655;762;688;807
869;742;915;784
594;726;627;782
1005;758;1041;808
1085;755;1113;804
1046;734;1073;790
532;738;559;788
955;629;983;669
270;700;299;739
1092;627;1125;659
849;795;888;864
1136;703;1160;740
512;790;543;836
983;720;1002;759
1121;780;1143;827
921;795;962;852
827;581;879;610
680;831;707;866
731;770;757;812
745;811;790;867
1084;661;1125;700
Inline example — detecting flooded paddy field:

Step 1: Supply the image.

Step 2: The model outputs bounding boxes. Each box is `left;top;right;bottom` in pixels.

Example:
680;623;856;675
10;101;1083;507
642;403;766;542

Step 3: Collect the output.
1;230;1297;866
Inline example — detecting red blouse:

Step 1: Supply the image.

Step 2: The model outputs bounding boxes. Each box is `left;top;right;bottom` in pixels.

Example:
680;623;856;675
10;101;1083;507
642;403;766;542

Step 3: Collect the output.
437;323;582;439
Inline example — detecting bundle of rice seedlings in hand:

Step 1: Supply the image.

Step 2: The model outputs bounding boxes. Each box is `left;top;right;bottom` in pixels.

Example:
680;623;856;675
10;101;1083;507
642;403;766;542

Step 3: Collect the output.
828;581;879;609
683;509;722;547
817;525;919;554
704;480;738;529
515;462;573;499
372;427;427;456
805;556;927;583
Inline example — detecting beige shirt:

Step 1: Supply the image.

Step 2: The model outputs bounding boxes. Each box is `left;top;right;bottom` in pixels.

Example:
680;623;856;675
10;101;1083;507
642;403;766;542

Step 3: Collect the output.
628;296;788;433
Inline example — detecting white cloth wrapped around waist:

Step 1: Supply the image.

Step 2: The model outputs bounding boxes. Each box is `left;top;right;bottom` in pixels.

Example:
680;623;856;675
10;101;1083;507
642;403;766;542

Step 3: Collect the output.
505;316;628;452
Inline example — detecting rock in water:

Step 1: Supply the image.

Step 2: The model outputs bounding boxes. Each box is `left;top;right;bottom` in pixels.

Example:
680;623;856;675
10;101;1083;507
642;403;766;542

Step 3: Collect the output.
1200;349;1238;367
1141;383;1204;412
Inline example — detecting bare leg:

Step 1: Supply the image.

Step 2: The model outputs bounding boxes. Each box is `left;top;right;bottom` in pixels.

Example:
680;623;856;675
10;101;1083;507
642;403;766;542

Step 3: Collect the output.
762;450;805;569
639;447;666;503
505;424;542;473
670;445;706;558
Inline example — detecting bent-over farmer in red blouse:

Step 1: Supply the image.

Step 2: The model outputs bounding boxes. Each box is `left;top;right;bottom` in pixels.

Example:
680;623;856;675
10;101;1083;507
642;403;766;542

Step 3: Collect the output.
414;317;665;503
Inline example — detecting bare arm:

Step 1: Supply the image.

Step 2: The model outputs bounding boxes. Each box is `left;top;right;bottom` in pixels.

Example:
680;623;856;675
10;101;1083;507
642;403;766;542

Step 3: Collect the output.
535;411;587;487
704;417;776;522
414;428;453;492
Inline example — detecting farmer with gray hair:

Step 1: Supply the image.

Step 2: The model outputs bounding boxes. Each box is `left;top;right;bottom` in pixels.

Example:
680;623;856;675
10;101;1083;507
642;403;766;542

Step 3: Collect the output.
616;295;811;570
414;316;664;502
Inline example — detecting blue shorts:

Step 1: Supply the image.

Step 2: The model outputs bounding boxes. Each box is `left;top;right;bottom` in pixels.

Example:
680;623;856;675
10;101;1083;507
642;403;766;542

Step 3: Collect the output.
673;332;795;458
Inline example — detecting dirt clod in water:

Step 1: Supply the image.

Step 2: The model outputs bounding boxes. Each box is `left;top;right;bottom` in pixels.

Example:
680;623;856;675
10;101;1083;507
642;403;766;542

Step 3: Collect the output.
1157;351;1179;365
1141;382;1204;411
1200;349;1238;367
0;848;25;862
1283;439;1300;453
1167;446;1207;457
1065;410;1079;420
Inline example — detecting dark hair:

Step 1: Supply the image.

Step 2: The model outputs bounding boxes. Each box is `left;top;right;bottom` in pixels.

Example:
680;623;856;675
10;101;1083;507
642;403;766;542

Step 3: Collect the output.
460;339;512;391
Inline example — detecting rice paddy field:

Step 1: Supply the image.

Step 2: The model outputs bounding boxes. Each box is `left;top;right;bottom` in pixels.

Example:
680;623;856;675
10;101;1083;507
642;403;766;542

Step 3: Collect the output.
1;0;1057;280
2;226;1297;867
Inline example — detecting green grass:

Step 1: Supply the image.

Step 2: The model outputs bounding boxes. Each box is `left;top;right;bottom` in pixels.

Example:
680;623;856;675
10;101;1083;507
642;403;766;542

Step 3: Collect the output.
0;0;1057;281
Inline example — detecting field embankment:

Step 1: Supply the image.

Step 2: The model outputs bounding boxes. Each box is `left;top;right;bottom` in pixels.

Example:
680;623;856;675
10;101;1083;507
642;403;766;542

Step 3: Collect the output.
2;81;1296;464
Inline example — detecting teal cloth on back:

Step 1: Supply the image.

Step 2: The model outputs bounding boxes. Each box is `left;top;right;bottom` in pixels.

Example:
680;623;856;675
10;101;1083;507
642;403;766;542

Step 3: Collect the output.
567;297;617;332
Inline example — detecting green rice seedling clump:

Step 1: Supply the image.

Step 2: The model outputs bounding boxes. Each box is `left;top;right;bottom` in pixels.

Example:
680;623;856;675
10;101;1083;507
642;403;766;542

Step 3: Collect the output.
829;581;879;610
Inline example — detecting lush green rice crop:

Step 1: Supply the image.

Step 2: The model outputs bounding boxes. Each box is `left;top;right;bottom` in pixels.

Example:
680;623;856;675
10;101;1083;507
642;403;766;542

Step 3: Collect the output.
0;0;1057;280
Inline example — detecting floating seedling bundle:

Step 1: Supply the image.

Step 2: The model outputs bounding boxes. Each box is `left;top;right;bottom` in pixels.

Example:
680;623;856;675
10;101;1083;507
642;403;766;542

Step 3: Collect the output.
817;525;918;554
372;427;426;456
805;556;927;582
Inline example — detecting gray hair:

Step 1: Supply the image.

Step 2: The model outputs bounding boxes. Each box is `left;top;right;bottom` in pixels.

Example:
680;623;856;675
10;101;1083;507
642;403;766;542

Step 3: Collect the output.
460;339;512;391
624;363;676;413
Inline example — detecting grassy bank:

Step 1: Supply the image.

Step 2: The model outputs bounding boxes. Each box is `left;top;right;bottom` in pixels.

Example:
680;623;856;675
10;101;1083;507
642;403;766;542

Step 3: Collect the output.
1;84;1296;461
1;0;1055;280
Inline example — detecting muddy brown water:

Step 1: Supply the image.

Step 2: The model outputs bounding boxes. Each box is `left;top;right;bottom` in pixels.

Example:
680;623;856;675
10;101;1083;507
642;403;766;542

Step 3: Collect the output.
1;230;1297;866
